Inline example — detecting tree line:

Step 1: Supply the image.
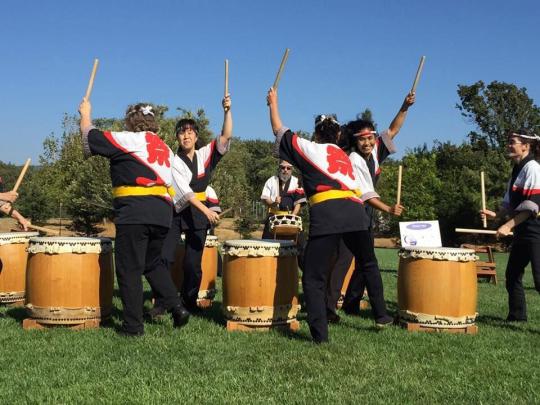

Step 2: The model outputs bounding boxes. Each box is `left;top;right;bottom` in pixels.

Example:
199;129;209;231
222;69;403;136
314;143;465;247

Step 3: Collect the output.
1;80;539;245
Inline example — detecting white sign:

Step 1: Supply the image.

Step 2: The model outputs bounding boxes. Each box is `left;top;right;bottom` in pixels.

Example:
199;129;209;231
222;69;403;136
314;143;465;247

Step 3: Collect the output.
399;220;442;248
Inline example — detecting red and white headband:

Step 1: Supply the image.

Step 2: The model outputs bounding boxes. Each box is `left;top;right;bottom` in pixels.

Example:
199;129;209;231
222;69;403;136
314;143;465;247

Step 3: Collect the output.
353;130;377;138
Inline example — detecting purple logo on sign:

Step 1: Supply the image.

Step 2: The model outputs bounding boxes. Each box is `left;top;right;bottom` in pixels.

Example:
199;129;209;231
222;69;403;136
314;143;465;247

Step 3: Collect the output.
406;223;432;230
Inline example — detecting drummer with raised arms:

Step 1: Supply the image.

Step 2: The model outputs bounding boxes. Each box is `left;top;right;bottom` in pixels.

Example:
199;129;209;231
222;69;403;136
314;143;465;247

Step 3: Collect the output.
149;94;232;316
260;159;306;239
79;98;191;336
480;129;540;322
267;87;393;343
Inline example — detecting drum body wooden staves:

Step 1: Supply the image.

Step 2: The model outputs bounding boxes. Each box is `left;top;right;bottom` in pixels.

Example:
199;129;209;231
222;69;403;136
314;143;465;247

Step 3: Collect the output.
0;232;39;304
269;214;302;242
25;237;114;324
170;235;219;303
222;239;300;327
397;247;478;328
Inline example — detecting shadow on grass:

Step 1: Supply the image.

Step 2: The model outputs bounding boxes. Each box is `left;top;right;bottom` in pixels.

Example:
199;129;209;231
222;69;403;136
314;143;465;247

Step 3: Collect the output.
476;314;540;335
194;301;226;327
380;268;397;274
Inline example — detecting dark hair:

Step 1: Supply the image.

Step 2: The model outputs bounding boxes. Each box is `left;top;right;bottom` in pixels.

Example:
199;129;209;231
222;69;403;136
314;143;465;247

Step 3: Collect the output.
124;103;159;133
175;118;199;137
343;119;377;153
313;114;341;144
508;128;540;160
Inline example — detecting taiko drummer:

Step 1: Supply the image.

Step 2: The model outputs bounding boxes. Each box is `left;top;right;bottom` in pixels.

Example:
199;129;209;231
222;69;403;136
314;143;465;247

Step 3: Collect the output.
79;98;190;336
267;87;393;343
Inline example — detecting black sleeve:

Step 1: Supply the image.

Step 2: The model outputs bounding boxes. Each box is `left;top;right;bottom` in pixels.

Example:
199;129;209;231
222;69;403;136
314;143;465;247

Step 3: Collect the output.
278;130;299;168
87;129;119;158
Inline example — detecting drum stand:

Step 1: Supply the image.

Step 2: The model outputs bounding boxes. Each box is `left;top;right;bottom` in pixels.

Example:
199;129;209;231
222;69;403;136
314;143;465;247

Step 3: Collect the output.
22;318;102;330
226;320;300;332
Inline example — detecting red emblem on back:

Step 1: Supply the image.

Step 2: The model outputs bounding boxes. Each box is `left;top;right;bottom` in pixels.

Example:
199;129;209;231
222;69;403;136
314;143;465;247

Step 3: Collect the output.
326;146;354;180
145;133;170;167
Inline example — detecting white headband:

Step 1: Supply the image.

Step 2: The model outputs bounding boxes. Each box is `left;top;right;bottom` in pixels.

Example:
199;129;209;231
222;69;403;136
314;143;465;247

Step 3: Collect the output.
512;132;540;141
353;130;377;138
315;115;340;128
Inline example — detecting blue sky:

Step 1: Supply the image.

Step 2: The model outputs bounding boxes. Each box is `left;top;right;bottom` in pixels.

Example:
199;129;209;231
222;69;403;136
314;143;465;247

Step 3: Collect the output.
2;0;539;164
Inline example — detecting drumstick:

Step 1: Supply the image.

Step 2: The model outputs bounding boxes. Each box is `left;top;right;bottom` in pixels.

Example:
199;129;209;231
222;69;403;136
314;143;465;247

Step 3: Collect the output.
12;158;31;193
481;171;487;228
219;207;233;217
273;48;290;90
84;58;99;100
396;165;403;205
224;59;229;97
455;228;514;236
411;56;426;93
28;224;61;235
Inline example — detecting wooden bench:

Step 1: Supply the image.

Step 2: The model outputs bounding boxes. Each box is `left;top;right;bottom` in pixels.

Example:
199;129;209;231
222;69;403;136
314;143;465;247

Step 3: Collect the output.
461;244;497;284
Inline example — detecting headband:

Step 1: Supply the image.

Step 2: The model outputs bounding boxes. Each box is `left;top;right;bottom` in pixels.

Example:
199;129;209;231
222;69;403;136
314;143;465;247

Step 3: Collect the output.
128;105;154;117
315;114;340;128
511;132;540;141
353;130;377;138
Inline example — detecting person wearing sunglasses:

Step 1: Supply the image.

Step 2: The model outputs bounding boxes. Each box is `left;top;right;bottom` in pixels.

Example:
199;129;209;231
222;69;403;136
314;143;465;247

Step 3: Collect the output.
480;129;540;322
260;160;306;239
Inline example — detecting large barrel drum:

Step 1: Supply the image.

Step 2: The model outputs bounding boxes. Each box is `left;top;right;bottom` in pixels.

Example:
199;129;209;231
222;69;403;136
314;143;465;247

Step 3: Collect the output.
0;232;39;304
398;247;478;328
222;239;300;327
25;237;114;324
170;235;219;306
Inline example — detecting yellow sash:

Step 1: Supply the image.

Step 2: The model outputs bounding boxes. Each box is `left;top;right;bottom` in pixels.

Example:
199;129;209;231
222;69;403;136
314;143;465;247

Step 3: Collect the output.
112;185;175;198
308;189;361;206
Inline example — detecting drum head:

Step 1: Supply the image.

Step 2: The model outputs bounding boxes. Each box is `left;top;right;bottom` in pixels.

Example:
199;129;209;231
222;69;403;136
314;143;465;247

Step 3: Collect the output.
28;237;113;254
223;239;297;257
0;232;39;245
398;247;478;262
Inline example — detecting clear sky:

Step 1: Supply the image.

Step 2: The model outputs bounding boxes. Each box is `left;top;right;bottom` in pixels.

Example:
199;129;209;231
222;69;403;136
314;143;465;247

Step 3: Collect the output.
2;0;539;164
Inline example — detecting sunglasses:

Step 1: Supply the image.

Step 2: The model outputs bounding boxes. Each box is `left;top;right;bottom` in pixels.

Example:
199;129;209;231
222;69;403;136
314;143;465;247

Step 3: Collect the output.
279;166;292;171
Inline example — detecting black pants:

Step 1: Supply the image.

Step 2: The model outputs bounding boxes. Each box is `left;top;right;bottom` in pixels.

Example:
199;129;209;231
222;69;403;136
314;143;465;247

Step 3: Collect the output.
115;224;181;333
326;238;353;316
505;239;540;321
342;228;375;308
303;231;388;342
157;213;207;308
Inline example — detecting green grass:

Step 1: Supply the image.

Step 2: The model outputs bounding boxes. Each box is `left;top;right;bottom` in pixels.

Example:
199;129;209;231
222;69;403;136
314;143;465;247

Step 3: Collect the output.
1;249;539;404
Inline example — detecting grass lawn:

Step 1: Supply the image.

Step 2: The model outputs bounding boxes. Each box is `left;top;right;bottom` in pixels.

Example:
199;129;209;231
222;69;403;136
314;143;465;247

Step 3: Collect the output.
0;248;539;404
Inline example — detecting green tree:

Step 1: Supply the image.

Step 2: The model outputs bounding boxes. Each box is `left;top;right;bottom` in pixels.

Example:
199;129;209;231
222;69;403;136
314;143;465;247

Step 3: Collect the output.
456;80;540;149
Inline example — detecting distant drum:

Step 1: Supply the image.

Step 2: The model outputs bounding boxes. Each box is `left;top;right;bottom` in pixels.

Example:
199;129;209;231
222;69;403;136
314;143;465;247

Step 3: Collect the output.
0;232;39;304
398;247;478;328
222;239;300;327
269;214;302;241
25;237;114;324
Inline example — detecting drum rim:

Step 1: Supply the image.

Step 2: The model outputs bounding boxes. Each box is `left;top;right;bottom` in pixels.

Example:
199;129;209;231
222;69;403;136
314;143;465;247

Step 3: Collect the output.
399;246;476;254
223;239;296;248
0;231;40;239
28;236;112;244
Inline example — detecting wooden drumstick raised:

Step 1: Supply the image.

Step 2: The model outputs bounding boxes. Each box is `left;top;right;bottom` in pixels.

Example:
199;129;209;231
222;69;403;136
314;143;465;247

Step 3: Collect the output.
411;56;426;93
481;171;487;228
455;228;514;236
224;59;229;97
84;58;99;100
273;48;290;90
396;165;403;205
12;158;31;193
28;224;61;235
219;207;233;217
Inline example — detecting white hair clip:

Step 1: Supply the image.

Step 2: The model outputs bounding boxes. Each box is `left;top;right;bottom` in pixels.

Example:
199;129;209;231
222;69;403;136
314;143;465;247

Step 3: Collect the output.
315;114;339;128
141;105;154;116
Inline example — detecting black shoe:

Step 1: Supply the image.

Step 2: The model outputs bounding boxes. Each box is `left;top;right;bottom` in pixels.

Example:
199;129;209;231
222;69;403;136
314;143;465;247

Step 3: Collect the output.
506;315;527;322
375;315;395;329
117;326;144;337
146;305;167;321
327;312;341;324
183;300;201;314
171;304;190;328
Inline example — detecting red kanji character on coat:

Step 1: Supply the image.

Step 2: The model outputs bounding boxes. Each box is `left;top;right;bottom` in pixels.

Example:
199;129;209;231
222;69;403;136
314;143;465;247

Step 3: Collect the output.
326;145;354;180
146;133;170;167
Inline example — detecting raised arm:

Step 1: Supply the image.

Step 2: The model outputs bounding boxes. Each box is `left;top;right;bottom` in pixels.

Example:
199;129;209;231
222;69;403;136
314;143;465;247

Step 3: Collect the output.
267;88;283;135
219;94;232;146
387;92;415;139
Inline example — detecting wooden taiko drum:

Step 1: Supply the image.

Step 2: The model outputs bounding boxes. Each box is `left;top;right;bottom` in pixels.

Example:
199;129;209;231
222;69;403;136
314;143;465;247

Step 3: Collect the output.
170;235;219;306
398;247;478;329
222;239;300;328
269;214;302;242
25;237;114;324
0;232;39;304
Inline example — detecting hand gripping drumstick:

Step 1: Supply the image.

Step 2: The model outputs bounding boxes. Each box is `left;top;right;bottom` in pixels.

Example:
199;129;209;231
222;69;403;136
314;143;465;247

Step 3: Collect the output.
481;171;487;228
12;158;31;193
273;48;290;90
396;165;403;206
84;58;99;100
455;228;514;236
411;56;426;94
